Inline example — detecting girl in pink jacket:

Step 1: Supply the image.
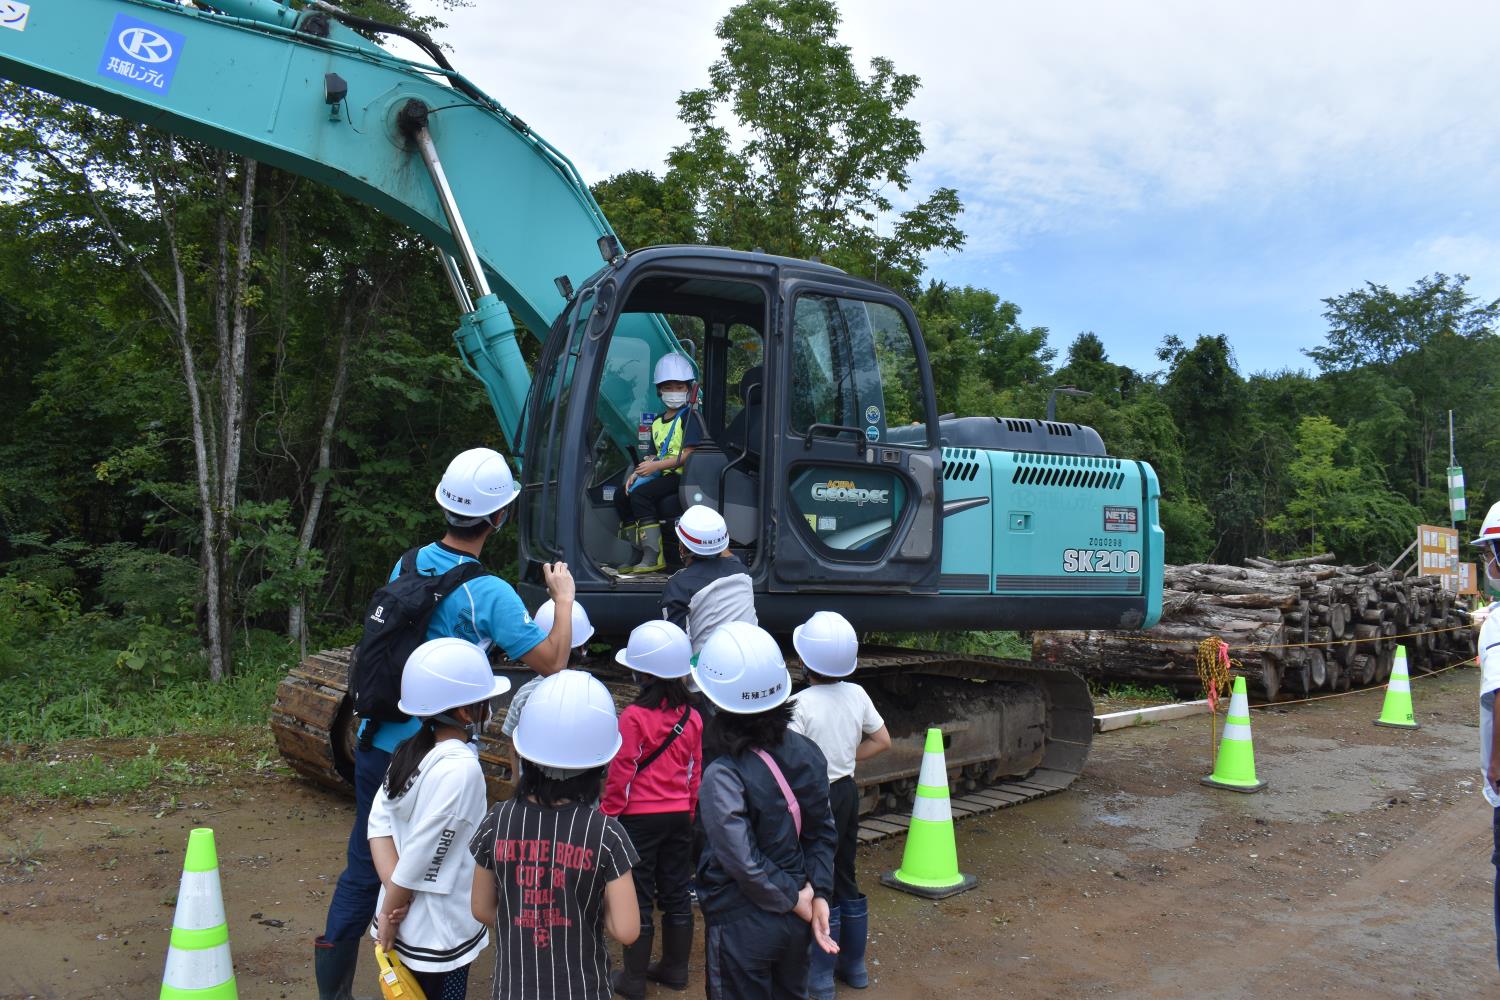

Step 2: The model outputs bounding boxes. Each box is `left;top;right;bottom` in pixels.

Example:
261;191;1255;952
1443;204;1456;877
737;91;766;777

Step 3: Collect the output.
602;620;703;999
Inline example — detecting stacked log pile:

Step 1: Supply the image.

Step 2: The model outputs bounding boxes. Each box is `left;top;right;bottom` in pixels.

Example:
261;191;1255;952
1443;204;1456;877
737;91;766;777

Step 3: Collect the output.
1034;555;1478;699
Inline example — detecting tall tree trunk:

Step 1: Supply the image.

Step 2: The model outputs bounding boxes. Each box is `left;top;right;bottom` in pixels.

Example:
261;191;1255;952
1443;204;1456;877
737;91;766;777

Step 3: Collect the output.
287;303;354;655
207;157;258;668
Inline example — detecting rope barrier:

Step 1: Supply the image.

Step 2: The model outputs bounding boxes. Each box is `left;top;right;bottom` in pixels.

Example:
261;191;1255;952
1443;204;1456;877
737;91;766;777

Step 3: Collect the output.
1244;655;1475;711
1088;620;1472;653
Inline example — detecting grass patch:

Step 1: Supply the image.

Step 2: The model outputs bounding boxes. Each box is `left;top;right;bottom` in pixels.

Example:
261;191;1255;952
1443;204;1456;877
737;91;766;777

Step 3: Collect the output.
3;832;45;872
0;734;263;802
1089;681;1177;705
868;629;1031;660
0;630;294;744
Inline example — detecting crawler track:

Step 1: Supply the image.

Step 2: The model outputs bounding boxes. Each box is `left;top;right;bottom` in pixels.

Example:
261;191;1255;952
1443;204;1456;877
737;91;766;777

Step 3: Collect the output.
271;645;1095;841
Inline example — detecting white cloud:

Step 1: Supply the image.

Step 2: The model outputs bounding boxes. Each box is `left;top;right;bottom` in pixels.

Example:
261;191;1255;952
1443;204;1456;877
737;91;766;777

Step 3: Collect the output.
414;0;1500;370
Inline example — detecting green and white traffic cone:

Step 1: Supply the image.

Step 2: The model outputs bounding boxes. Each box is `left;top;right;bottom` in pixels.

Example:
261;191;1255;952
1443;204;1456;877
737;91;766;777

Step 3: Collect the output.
1201;676;1266;793
880;728;977;899
160;828;237;999
1374;644;1420;730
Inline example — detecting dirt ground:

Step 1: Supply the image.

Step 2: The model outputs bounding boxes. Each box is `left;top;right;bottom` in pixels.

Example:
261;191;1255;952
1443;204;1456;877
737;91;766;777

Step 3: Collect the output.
2;667;1494;999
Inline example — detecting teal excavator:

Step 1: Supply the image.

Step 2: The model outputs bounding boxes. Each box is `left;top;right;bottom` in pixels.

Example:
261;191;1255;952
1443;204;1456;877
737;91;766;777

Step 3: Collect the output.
0;0;1164;812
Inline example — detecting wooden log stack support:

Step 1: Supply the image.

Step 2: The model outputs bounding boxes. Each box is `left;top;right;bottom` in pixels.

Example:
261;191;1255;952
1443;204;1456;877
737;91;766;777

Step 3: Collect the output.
1034;556;1479;699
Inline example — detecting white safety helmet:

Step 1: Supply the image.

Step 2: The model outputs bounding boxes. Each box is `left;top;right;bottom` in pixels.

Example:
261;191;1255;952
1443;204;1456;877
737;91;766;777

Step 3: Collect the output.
653;352;696;386
436;447;518;519
615;619;693;679
511;670;623;771
675;504;729;556
691;621;790;714
1473;501;1500;551
1477;501;1500;584
533;599;595;648
397;637;511;718
792;610;859;678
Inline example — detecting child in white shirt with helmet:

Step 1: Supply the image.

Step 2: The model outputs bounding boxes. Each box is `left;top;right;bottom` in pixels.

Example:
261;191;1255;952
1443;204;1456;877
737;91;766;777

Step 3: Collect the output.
368;637;510;999
788;611;891;1000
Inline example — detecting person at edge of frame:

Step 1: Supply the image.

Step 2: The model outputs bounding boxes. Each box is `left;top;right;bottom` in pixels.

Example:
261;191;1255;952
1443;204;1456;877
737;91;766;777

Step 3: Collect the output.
1471;500;1500;972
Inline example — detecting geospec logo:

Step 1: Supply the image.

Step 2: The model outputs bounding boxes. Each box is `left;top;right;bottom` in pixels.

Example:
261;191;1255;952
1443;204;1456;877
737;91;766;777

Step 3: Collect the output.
811;479;889;505
118;26;174;63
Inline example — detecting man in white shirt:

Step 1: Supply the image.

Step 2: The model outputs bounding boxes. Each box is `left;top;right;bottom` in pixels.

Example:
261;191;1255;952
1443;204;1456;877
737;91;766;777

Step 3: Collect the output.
1472;501;1500;971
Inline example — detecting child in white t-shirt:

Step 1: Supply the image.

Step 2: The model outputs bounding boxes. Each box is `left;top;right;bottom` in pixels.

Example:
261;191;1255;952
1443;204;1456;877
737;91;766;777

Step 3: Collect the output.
788;611;891;1000
368;638;509;998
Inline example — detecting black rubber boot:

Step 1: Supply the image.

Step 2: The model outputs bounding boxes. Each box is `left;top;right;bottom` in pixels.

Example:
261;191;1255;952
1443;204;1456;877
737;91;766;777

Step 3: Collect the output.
612;924;654;1000
647;911;694;990
313;935;358;1000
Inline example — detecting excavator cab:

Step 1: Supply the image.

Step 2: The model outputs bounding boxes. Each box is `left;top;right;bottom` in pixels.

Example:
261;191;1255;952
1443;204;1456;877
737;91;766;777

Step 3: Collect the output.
515;247;944;633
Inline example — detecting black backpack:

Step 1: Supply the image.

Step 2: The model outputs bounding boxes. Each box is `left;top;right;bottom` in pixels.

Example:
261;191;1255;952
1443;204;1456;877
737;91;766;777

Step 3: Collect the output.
349;547;489;723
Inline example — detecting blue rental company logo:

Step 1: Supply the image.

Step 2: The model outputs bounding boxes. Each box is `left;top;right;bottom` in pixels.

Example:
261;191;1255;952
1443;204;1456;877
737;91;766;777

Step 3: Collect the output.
97;13;184;94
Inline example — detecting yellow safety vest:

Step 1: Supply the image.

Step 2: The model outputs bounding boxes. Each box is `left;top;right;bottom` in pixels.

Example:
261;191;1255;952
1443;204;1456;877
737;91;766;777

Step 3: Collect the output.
651;410;689;475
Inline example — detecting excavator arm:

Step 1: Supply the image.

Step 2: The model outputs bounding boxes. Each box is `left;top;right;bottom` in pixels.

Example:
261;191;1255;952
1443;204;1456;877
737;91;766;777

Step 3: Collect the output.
0;0;674;450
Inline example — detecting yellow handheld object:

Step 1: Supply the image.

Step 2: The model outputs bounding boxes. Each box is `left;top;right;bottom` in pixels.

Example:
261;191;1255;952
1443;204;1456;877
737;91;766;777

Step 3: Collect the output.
374;945;427;1000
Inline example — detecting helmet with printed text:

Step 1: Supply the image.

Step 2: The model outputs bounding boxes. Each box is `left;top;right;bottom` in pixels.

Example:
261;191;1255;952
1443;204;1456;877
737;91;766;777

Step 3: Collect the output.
691;621;790;714
435;447;518;519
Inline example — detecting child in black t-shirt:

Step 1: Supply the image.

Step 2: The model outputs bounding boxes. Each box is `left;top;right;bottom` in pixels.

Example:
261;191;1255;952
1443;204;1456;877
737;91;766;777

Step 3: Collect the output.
470;670;640;1000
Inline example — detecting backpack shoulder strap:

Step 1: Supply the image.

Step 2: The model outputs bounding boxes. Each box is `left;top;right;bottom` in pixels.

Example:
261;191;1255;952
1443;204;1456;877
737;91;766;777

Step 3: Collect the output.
398;547;421;577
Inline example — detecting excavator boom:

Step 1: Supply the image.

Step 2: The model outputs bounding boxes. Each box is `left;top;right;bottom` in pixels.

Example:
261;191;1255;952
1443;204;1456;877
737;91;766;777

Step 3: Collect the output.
0;0;674;446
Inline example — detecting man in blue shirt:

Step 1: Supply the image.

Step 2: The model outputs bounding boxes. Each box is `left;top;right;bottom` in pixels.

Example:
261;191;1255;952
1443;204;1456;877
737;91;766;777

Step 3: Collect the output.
315;447;576;999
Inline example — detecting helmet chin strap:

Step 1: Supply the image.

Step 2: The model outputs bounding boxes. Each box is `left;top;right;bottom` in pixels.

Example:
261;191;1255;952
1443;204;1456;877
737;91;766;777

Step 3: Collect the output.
431;706;486;741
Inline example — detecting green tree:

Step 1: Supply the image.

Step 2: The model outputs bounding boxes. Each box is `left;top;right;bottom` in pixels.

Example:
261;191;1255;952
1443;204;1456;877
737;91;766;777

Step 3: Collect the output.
1267;415;1419;561
1054;332;1139;403
1308;274;1500;511
667;0;963;291
913;282;1053;412
590;169;696;251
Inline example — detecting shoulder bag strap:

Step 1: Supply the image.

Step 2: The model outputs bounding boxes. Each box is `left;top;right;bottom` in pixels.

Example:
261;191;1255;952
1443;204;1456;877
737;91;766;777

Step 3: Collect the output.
633;704;693;777
751;747;802;837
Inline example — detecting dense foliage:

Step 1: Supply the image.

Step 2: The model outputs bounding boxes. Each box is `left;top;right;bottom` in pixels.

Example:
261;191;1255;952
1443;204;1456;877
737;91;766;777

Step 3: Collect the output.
0;0;1494;722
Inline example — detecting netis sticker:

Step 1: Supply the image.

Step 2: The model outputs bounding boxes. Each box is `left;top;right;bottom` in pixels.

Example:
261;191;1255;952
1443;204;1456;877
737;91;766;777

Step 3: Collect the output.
1103;506;1138;533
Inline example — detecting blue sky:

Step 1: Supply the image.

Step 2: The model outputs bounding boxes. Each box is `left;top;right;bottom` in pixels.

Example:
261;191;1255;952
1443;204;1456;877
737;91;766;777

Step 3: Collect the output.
431;0;1500;376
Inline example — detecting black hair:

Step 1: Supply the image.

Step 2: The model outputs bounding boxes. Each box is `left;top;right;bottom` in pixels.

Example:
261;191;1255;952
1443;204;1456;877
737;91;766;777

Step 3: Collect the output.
515;762;606;808
710;701;794;758
444;513;495;542
385;720;438;799
803;668;843;685
633;675;690;710
384;702;485;799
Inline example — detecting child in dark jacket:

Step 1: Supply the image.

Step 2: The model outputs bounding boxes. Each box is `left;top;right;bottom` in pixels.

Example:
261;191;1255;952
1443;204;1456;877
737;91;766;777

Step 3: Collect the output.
602;619;704;998
690;621;839;999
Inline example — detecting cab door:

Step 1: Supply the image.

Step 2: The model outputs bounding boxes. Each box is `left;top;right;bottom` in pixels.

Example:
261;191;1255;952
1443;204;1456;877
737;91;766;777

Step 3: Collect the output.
768;283;943;592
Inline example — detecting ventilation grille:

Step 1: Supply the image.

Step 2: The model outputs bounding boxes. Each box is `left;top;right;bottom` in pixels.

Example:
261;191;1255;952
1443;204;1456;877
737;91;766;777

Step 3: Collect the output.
941;447;981;482
995;574;1140;594
1010;452;1125;490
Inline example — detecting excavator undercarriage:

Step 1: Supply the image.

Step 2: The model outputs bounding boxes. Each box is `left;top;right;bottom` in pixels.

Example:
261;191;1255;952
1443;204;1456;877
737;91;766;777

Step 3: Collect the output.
271;643;1092;837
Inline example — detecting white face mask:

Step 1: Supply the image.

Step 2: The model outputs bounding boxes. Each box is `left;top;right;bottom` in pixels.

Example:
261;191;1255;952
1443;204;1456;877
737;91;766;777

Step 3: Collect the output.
661;390;689;408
